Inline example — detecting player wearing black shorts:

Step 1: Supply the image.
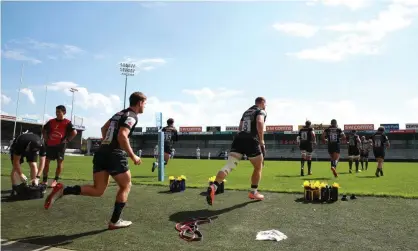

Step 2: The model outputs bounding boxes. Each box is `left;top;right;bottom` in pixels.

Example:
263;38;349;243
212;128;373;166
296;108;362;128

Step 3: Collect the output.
9;132;46;195
297;120;316;176
360;136;372;170
152;118;178;172
371;126;390;177
44;92;147;230
41;105;77;188
346;130;361;173
322;119;345;178
206;97;267;206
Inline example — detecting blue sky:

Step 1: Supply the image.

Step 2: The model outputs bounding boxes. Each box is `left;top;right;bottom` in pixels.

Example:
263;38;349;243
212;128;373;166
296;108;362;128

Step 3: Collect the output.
1;0;418;137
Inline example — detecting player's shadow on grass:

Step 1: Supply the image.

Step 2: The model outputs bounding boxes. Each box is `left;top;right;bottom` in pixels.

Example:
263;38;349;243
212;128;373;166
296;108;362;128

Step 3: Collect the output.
301;177;332;181
9;229;107;247
357;176;377;178
294;197;335;205
169;200;259;223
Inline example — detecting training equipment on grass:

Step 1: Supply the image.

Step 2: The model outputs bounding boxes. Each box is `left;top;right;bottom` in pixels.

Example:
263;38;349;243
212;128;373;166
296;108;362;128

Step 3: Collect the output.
303;181;340;203
208;176;227;194
175;216;218;242
169;175;186;192
10;183;47;200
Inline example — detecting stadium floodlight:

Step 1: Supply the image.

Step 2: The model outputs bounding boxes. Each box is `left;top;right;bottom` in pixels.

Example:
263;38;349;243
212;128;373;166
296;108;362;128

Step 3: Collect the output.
119;62;136;109
69;87;78;121
12;64;24;140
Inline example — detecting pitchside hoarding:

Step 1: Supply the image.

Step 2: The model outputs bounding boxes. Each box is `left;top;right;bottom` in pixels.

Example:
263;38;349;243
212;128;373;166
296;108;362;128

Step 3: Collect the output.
266;125;293;132
406;123;418;129
298;124;330;131
225;126;238;131
206;126;221;132
179;126;202;133
380;124;399;131
344;124;374;131
146;127;158;132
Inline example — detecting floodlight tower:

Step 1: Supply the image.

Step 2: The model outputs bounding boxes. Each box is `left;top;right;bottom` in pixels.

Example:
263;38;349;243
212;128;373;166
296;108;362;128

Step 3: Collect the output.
119;63;136;109
69;87;78;121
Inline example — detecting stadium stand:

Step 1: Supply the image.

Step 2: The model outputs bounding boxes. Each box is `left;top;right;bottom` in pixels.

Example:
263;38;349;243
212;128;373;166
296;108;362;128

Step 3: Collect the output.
1;114;85;151
128;125;418;161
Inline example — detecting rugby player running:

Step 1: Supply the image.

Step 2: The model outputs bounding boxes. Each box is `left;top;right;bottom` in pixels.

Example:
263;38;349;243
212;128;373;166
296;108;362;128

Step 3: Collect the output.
360;136;372;170
346;130;361;173
44;92;146;230
371;126;390;177
152;118;178;172
297;120;316;176
9;132;47;196
206;97;267;205
41;105;77;188
322;119;345;178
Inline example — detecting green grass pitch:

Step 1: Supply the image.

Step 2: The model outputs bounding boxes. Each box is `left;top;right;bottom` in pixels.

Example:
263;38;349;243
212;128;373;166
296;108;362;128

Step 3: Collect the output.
1;155;418;251
2;155;418;198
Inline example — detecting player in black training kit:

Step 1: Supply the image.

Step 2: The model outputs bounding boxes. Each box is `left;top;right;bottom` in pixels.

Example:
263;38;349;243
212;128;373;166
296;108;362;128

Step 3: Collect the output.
297;120;316;176
9;132;46;195
44;92;147;230
360;136;372;170
152;118;178;172
206;97;267;205
346;130;361;173
371;126;390;177
322;119;345;178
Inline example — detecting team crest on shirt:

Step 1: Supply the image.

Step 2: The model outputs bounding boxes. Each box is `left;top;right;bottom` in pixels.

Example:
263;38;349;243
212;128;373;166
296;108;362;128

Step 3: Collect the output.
125;117;136;128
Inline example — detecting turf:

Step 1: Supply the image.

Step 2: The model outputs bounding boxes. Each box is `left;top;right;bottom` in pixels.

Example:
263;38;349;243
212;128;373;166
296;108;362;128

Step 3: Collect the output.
1;176;418;251
1;155;418;198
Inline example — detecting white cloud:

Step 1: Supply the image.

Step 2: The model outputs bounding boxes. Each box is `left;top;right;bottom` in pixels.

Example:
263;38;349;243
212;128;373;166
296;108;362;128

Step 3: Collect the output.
1;94;12;105
132;88;418;133
272;23;319;38
288;1;418;62
5;38;84;60
62;45;84;58
120;57;167;73
47;81;121;114
20;88;36;104
1;49;42;64
307;0;370;10
1;110;9;115
41;86;417;137
393;0;418;7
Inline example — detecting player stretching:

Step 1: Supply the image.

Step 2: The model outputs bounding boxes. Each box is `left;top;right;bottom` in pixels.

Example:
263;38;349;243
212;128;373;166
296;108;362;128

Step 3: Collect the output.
9;132;46;195
346;130;361;173
152;118;178;172
360;136;372;170
322;119;345;178
206;97;267;205
371;126;390;177
44;92;146;230
297;120;316;176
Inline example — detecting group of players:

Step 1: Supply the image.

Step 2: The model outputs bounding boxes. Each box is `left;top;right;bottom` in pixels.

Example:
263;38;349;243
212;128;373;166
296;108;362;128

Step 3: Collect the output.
9;92;390;230
297;120;390;178
9;105;77;196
